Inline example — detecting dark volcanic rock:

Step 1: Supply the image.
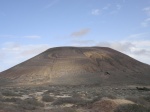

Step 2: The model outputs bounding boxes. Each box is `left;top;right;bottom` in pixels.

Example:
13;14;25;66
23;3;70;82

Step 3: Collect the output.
0;47;150;86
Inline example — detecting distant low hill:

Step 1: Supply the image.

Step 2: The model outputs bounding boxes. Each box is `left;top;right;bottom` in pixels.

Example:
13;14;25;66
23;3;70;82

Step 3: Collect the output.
0;47;150;86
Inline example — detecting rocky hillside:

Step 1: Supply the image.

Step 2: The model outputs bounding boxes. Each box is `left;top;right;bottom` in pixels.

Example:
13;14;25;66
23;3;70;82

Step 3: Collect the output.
0;47;150;86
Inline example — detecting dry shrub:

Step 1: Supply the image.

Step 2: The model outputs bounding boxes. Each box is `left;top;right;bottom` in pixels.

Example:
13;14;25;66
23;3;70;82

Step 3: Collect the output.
114;104;150;112
1;90;21;96
17;98;44;110
42;95;54;102
1;98;21;103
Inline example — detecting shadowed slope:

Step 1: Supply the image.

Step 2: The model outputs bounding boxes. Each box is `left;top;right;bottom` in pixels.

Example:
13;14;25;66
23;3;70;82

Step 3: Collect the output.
0;47;150;86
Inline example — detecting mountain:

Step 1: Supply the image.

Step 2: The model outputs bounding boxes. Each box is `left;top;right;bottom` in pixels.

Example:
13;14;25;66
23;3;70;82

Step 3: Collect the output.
0;47;150;86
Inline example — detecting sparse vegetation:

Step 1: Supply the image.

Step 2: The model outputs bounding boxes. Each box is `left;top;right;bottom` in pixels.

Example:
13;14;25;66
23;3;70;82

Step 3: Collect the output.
0;85;150;112
1;98;21;103
142;96;150;103
1;90;22;96
17;98;44;110
114;104;150;112
136;87;150;91
42;94;54;102
52;97;87;105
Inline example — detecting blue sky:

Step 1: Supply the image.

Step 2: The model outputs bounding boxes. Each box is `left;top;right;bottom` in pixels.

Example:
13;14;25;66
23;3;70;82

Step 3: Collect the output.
0;0;150;72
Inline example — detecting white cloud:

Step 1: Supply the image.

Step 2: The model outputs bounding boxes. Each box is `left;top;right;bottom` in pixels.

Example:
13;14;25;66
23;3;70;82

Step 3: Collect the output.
143;7;150;16
132;40;150;47
0;35;14;38
97;41;134;53
103;4;111;10
0;52;5;59
116;4;122;10
70;40;95;46
1;43;50;56
0;35;41;39
44;0;59;9
128;32;150;39
71;28;90;37
24;35;41;39
141;18;150;27
141;7;150;27
110;4;122;15
91;9;101;15
20;45;49;56
0;43;50;72
132;49;150;56
97;40;150;65
91;4;121;16
2;42;21;51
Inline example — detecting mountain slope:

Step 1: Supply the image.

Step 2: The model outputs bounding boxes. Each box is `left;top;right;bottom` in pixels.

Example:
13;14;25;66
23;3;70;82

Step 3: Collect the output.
0;47;150;86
